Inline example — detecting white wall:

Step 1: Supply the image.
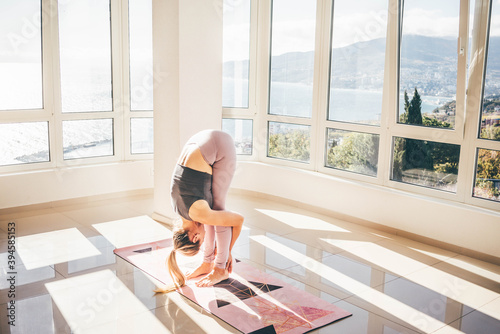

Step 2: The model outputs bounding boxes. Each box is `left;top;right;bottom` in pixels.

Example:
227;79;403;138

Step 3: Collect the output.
231;162;500;259
0;160;153;209
152;0;222;221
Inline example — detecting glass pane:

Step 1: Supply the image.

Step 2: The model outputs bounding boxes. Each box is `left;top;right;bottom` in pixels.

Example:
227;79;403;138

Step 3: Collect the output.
268;122;310;163
269;0;316;118
63;119;113;159
399;0;459;129
59;0;112;112
131;118;153;154
129;0;153;111
473;148;500;202
326;129;380;176
0;0;43;110
223;0;250;108
0;122;49;166
222;118;253;155
480;1;500;141
391;137;460;192
328;0;388;126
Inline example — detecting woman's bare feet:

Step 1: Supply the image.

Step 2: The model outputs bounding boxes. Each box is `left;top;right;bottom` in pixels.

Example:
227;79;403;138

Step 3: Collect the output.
185;262;213;280
195;267;229;287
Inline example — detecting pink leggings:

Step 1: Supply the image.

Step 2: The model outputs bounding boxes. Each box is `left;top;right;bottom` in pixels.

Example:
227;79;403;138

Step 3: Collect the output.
186;130;236;269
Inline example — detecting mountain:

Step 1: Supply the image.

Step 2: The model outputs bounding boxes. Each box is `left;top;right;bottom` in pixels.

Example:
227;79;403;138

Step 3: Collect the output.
224;35;500;98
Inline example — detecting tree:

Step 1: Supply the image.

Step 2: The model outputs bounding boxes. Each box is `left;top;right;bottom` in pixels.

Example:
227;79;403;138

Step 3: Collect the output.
268;129;310;162
327;132;379;176
423;115;451;128
475;149;500;199
408;87;423;125
400;90;410;123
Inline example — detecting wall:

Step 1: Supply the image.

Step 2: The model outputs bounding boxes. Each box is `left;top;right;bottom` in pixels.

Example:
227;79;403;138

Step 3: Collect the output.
231;161;500;260
152;0;223;221
0;160;153;209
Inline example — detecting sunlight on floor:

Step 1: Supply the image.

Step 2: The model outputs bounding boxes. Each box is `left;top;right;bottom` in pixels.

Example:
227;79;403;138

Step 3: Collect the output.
250;234;465;334
256;209;351;232
17;228;101;270
92;215;172;248
45;269;170;333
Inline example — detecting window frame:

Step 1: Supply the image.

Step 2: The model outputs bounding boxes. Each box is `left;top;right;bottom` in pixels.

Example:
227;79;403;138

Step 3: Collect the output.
464;0;500;210
223;0;500;211
0;0;153;174
222;0;259;162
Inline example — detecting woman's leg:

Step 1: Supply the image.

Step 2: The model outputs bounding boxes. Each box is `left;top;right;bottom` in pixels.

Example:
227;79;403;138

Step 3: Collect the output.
203;224;216;263
211;132;236;269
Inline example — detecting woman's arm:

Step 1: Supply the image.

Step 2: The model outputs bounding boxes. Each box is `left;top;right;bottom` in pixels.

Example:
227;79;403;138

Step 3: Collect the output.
189;200;244;228
230;224;241;251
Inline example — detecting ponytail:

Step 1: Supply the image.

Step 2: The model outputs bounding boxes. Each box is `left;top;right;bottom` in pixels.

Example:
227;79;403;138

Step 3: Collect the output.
154;227;201;294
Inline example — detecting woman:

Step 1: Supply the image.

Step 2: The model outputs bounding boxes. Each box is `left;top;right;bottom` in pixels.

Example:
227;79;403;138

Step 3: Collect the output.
161;130;244;293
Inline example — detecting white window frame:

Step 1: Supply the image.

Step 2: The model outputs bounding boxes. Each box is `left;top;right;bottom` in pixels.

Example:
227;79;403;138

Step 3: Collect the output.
464;0;500;210
0;0;153;175
222;0;259;161
222;0;500;211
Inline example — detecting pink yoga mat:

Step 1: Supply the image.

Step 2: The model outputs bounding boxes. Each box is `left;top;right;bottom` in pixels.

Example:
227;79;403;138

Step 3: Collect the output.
114;239;351;334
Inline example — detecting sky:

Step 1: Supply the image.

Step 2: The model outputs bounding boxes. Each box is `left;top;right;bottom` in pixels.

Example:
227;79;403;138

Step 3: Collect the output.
0;0;497;61
269;0;463;55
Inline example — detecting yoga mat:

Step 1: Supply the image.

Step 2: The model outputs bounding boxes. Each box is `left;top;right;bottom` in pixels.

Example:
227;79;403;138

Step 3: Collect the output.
114;239;352;334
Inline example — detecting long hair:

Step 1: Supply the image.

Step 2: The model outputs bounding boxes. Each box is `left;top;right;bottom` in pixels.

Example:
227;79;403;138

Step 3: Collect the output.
154;226;201;293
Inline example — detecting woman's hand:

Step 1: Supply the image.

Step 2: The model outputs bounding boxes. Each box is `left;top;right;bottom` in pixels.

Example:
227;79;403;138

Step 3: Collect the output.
226;253;233;273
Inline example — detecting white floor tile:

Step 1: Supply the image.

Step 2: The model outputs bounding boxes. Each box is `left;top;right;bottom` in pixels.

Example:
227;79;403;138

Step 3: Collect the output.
1;192;498;334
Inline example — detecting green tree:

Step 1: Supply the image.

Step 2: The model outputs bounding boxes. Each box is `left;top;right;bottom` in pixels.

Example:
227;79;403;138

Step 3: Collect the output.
408;87;423;125
400;90;410;123
327;132;379;176
392;137;406;180
475;149;500;199
423;116;451;128
268;129;310;162
480;125;500;140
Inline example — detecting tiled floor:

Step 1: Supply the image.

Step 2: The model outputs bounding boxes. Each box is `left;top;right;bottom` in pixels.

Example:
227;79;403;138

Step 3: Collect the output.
1;192;499;334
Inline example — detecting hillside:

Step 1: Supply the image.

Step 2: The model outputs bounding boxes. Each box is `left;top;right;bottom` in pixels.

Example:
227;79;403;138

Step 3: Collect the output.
224;35;500;98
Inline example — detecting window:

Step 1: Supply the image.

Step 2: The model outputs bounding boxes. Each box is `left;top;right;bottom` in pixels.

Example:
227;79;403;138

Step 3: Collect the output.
221;0;497;210
264;0;317;165
59;0;113;113
474;148;500;202
0;122;49;166
323;0;388;179
391;137;460;192
472;0;500;205
0;0;154;171
328;0;388;126
129;0;154;155
223;0;251;108
480;0;500;141
222;0;254;156
62;119;114;160
129;0;153;111
268;122;310;163
131;118;153;154
0;0;43;110
398;0;460;129
326;129;379;177
222;119;253;155
389;0;468;196
269;0;316;118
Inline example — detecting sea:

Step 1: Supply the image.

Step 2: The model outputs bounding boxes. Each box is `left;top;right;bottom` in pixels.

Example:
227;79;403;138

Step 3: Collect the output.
0;65;452;166
223;78;453;125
